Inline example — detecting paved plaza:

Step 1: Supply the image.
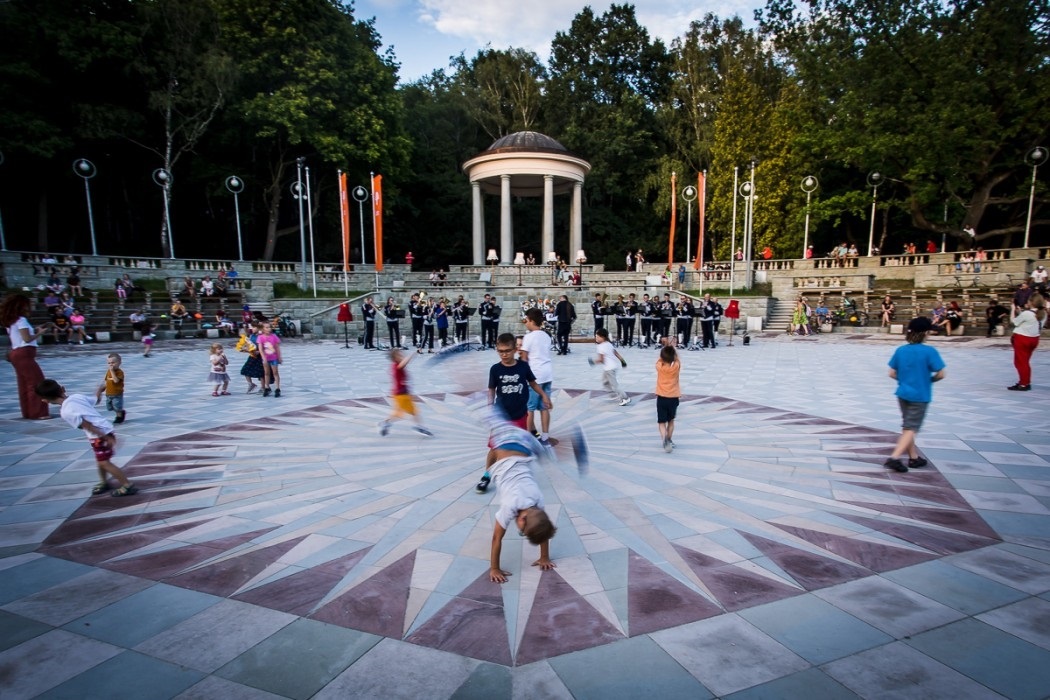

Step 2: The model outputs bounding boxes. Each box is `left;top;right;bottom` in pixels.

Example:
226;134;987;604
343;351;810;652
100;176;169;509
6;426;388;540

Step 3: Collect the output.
1;332;1049;699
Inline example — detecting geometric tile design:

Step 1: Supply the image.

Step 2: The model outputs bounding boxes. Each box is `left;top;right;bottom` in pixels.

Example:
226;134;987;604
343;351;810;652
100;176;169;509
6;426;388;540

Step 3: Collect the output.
38;389;999;666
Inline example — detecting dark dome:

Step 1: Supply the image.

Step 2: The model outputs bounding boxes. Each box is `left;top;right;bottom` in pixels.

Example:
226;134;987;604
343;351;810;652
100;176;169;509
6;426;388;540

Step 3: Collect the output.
486;131;567;153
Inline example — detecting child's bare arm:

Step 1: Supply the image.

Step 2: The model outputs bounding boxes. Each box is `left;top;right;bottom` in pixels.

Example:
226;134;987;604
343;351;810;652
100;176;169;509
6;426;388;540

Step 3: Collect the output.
488;387;496;406
490;521;511;583
532;540;556;570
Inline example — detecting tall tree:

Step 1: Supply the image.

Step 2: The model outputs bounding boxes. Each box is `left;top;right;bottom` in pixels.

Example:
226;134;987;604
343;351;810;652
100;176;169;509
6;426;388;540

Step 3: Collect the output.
759;0;1050;249
544;3;672;267
216;0;409;261
450;48;546;141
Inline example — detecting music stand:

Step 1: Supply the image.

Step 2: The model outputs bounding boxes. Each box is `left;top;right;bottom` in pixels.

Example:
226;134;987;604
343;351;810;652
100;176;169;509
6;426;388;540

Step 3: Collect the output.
336;303;353;349
725;299;741;346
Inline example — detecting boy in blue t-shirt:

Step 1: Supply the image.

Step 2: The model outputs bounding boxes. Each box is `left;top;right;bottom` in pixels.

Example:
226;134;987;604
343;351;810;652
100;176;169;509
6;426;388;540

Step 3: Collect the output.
476;333;551;493
885;317;946;472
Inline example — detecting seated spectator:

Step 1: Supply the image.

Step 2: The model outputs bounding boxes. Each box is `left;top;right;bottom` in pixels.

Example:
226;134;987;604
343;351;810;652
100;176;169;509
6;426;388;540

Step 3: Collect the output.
215;310;235;335
974;247;987;272
114;277;127;302
429;270;438;286
880;295;895;327
66;267;82;297
120;273;141;301
945;301;963;333
200;275;215;297
182;275;197;299
46;271;64;294
226;264;239;279
930;301;949;334
169;300;189;338
49;307;71;344
986;299;1009;337
846;244;859;258
438;269;447;287
1014;281;1033;310
215;275;228;297
69;308;91;344
42;290;60;308
41;253;58;265
1032;265;1048;296
129;308;151;334
59;292;75;318
62;255;78;265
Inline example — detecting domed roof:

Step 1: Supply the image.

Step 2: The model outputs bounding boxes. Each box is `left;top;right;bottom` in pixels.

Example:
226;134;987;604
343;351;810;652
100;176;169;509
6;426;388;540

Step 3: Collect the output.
486;131;567;153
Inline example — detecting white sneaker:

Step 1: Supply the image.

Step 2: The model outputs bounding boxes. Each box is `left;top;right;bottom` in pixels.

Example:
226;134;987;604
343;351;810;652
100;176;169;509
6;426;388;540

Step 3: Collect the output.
78;340;84;345
619;397;631;406
663;438;672;453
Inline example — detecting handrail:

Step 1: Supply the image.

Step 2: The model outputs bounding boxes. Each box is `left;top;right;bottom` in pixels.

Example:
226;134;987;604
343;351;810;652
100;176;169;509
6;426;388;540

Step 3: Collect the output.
308;291;374;318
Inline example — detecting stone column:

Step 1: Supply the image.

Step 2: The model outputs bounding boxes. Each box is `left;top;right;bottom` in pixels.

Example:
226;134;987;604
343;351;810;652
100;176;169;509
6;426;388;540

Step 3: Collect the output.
570;181;583;258
500;174;512;264
472;181;484;266
542;175;554;259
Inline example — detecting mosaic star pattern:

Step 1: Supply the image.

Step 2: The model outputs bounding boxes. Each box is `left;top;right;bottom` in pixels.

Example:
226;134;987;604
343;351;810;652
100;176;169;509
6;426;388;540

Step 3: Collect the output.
39;389;999;667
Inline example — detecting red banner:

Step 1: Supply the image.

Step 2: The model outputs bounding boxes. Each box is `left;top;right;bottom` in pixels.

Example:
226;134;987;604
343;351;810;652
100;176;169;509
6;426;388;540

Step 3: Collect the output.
339;171;350;271
668;172;677;266
694;171;706;270
372;174;384;272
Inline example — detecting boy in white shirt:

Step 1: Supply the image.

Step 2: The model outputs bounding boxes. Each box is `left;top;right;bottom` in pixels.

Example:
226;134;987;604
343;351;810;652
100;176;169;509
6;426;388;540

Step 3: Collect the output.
519;308;555;445
591;327;630;406
36;378;138;497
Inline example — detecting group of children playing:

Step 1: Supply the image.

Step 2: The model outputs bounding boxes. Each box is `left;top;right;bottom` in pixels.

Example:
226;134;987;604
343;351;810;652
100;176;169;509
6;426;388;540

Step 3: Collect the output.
31;304;951;588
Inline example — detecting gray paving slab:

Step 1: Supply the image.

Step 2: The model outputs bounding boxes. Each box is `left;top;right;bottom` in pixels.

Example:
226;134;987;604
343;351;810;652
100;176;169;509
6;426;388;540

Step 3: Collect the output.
0;335;1046;697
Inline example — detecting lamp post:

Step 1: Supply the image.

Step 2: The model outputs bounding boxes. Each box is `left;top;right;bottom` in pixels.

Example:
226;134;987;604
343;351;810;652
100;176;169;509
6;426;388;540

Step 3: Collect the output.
225;175;244;261
152;167;174;258
73;159;99;256
0;151;5;251
293;157;307;289
739;180;753;288
682;185;697;265
514;252;525;286
801;175;818;260
305;165;317;296
575;249;587;285
866;170;884;256
1024;146;1047;249
352;185;368;265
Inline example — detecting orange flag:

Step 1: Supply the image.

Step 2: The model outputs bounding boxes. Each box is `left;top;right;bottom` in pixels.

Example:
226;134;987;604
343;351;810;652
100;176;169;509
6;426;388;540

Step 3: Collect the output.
339;171;350;271
694;171;706;270
668;171;677;265
372;173;384;272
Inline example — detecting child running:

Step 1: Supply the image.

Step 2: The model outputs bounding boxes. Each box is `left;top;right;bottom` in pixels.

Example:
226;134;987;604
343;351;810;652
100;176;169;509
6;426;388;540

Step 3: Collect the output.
256;321;282;397
209;343;231;396
591;327;630;406
482;407;557;583
655;338;681;452
476;333;551;493
94;352;126;424
885;317;946;472
378;349;433;437
37;378;137;497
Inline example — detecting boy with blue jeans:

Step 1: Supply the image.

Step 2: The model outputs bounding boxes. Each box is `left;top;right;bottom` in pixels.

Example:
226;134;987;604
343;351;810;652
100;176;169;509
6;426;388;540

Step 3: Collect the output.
885;317;946;473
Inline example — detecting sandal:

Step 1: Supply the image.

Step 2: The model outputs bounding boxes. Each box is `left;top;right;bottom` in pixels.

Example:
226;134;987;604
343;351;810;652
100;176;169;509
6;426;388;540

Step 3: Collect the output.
247;384;258;394
221;391;231;395
111;484;138;497
212;391;219;397
91;482;111;495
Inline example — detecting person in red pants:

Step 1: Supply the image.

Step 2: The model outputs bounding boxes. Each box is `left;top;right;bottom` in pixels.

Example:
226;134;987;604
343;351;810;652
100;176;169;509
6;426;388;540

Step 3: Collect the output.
1008;294;1046;391
1;293;52;419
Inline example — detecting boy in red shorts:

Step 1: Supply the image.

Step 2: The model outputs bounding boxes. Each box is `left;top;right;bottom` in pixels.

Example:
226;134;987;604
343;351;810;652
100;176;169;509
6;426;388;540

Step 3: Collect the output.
476;333;551;493
36;378;138;497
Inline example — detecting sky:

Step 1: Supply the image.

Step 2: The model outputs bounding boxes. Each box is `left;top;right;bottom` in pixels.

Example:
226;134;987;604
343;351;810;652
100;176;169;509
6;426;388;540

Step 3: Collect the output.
354;0;767;83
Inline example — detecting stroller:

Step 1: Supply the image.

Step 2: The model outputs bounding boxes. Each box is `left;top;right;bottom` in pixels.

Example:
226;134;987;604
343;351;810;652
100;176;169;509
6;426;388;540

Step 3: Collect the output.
272;311;298;338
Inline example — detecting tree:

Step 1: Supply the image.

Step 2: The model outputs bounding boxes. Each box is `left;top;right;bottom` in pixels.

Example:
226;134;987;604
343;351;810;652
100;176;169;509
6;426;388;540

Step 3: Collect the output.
544;4;672;267
216;0;409;261
450;48;546;141
759;0;1050;249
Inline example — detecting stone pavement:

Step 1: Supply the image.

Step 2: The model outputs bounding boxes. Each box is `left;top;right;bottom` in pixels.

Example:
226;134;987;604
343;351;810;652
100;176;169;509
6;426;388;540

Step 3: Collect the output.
0;332;1048;699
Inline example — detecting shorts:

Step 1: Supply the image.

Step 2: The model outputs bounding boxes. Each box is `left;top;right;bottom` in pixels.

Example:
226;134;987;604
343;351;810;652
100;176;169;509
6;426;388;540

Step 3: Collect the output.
898;398;929;432
142;337;153;346
488;415;528;448
656;396;679;423
266;359;280;366
105;394;124;412
391;393;416;416
91;437;115;462
527;381;552;412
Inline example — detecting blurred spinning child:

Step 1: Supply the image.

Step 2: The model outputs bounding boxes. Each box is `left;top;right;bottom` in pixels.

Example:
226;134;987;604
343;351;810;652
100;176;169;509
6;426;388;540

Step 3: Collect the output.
378;349;432;437
208;343;231;396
